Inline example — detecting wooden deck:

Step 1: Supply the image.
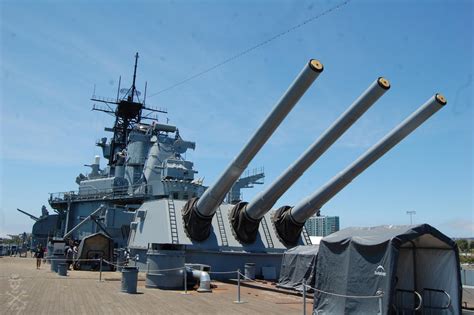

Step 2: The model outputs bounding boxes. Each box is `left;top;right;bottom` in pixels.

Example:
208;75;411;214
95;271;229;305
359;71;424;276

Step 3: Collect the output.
0;257;311;314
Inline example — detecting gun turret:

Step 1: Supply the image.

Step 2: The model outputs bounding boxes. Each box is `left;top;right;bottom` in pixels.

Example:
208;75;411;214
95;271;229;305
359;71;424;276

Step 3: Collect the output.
229;77;390;243
272;93;446;246
182;59;324;241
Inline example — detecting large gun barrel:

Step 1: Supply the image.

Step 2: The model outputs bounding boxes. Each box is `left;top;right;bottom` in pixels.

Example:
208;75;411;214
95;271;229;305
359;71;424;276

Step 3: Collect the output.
182;59;324;241
17;208;40;221
229;77;390;243
273;93;447;246
249;78;390;217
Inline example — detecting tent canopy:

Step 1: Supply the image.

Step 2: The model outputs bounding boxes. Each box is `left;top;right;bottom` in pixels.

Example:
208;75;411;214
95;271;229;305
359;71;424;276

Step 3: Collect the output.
313;224;461;314
77;232;114;261
321;224;453;248
278;244;319;292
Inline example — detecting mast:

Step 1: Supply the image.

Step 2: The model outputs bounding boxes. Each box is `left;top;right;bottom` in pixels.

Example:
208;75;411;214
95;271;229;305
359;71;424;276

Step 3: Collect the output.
130;52;139;102
91;53;167;166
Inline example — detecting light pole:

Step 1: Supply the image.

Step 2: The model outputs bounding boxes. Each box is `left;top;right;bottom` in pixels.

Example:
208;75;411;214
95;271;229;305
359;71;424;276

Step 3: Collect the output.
406;211;416;225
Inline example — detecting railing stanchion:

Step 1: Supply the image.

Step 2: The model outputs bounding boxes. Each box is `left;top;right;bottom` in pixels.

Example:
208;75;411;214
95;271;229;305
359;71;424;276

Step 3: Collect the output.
303;279;307;315
99;258;103;282
234;269;245;303
184;267;188;294
237;269;241;303
376;290;383;315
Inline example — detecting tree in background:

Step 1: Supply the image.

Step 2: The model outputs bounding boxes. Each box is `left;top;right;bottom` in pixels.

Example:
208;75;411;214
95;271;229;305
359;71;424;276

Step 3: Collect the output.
456;239;469;252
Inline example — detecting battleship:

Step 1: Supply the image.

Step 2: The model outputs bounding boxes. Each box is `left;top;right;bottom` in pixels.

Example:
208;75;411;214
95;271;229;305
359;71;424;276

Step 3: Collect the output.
20;53;444;269
15;52;467;313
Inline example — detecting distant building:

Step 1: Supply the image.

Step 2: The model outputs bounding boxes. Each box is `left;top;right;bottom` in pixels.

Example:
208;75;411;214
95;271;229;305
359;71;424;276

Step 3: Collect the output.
305;215;340;237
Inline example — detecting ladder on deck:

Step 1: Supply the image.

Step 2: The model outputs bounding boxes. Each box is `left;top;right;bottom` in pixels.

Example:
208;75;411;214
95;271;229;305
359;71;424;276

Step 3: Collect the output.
167;198;179;244
215;207;228;247
302;226;312;245
261;216;274;248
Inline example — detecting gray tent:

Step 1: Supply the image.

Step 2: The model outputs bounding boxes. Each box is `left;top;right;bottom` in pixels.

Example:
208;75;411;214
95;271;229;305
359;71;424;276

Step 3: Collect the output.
313;224;461;314
75;233;114;270
278;245;319;292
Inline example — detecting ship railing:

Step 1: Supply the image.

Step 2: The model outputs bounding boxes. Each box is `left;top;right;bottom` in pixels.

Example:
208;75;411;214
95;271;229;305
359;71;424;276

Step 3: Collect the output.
49;184;153;203
240;166;265;179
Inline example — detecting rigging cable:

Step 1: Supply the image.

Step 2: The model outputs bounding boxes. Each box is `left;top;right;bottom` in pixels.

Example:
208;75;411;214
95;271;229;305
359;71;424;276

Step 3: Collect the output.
148;0;351;98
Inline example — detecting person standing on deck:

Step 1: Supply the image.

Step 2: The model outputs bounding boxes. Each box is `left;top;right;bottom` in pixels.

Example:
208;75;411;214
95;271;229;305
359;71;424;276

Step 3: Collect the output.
35;244;45;269
73;242;78;259
66;244;74;270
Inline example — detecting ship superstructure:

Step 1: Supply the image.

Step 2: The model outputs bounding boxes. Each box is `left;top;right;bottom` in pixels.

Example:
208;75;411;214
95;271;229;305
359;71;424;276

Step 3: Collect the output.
44;53;262;250
45;54;199;246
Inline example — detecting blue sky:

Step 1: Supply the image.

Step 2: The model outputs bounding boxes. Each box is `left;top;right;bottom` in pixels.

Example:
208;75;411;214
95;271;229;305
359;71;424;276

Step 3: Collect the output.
0;0;472;238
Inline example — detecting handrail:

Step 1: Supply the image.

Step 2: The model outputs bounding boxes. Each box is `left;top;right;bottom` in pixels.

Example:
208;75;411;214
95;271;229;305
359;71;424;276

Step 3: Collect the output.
395;289;423;311
49;184;153;202
422;287;451;310
304;284;383;299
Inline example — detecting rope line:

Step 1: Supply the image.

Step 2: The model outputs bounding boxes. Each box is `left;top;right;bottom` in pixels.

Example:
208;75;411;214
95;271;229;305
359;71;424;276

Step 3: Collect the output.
146;267;185;273
37;260;381;300
147;0;351;98
208;270;238;275
304;284;383;299
100;262;241;274
102;260;131;268
238;271;259;282
40;258;102;262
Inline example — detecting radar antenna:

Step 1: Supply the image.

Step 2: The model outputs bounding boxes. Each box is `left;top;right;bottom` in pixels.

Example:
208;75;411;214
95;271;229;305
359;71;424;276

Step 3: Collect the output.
91;52;168;165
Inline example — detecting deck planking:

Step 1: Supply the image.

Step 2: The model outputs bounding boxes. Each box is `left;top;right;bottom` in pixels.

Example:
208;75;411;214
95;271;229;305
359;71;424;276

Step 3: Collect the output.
0;257;311;314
